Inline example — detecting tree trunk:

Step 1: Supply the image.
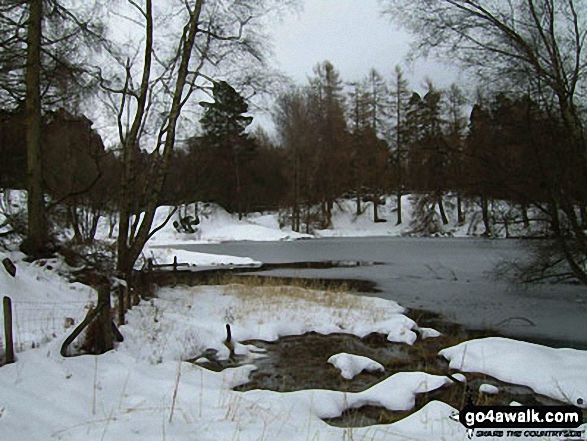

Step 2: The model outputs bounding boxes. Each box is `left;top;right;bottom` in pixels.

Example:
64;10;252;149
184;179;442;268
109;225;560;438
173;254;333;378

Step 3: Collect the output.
88;208;100;244
457;193;464;225
293;151;300;232
24;0;47;256
327;198;333;227
481;196;491;236
234;145;243;221
116;0;203;277
521;203;530;229
437;194;448;225
396;191;402;225
94;285;114;354
580;203;587;229
373;193;380;222
69;206;83;244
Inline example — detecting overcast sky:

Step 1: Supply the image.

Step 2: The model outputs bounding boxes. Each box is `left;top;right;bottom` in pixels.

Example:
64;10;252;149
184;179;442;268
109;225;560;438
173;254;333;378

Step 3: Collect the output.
268;0;461;92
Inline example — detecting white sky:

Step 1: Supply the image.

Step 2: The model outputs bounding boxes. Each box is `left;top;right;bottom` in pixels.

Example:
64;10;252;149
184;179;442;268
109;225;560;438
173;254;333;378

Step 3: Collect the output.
268;0;461;91
93;0;466;142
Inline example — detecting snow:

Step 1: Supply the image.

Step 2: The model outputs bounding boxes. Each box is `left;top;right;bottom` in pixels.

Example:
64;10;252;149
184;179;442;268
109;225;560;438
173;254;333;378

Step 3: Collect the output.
419;327;442;339
0;251;586;440
327;352;384;379
480;383;500;395
141;246;260;268
439;337;587;408
144;203;311;247
1;192;586;440
0;258;476;441
0;251;96;352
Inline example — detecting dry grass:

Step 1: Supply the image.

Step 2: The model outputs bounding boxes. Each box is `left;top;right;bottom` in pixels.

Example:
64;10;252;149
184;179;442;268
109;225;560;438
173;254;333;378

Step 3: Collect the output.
219;274;365;314
217;273;356;294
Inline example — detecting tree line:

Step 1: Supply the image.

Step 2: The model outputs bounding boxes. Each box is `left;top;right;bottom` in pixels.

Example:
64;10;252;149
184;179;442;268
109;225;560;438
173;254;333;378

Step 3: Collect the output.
0;60;582;243
1;0;586;286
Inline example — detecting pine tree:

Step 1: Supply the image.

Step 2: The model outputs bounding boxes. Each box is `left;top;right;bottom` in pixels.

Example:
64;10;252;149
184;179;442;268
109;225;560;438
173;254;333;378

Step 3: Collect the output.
200;81;254;220
405;80;449;231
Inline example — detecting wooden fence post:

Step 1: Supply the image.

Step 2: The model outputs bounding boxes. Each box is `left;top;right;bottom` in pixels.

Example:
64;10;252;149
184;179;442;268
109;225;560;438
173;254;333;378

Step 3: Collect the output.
3;296;15;364
94;286;113;354
117;286;125;326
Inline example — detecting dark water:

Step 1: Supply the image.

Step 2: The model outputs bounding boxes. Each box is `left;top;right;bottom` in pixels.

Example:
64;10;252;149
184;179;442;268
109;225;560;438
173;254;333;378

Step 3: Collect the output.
192;329;567;428
175;237;587;348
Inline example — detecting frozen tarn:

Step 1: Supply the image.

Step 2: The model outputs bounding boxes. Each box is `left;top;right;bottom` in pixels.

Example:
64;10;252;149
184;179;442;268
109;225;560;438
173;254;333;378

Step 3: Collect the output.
186;237;587;348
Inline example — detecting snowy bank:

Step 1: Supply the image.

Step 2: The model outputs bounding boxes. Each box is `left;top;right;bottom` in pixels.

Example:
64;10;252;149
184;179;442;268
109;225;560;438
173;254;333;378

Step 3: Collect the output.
0;256;585;440
440;337;587;408
0;266;470;441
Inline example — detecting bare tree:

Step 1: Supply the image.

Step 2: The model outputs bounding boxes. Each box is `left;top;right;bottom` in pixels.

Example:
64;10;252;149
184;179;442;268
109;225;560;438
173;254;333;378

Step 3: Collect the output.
382;0;587;282
274;88;318;232
389;65;411;225
105;0;297;276
445;83;468;225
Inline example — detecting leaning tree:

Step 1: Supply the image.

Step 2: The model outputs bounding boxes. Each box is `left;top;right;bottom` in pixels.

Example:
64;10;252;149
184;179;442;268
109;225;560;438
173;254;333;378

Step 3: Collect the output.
101;0;298;277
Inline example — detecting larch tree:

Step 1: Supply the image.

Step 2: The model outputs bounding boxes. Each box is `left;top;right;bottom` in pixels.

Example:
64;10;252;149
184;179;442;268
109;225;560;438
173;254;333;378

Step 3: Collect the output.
389;65;411;225
363;69;390;222
308;61;349;227
445;83;468;225
347;81;371;216
1;0;104;257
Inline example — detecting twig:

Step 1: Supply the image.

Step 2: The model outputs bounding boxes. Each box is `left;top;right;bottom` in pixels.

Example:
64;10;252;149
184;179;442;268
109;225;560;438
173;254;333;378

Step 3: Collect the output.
93;356;98;415
169;359;182;423
494;316;536;327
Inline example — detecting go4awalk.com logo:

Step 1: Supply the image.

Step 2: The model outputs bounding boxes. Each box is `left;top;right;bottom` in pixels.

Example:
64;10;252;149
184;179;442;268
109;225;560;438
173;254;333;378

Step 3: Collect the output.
450;403;585;439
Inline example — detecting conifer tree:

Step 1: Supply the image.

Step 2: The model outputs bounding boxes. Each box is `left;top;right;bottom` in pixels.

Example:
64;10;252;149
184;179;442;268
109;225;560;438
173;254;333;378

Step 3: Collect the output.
389;65;411;224
308;61;349;226
445;83;468;225
200;81;254;220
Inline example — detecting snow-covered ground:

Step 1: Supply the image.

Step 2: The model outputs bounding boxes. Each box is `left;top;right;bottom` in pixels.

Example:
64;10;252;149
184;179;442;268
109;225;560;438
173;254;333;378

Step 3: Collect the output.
0;255;585;441
440;338;587;408
1;192;585;439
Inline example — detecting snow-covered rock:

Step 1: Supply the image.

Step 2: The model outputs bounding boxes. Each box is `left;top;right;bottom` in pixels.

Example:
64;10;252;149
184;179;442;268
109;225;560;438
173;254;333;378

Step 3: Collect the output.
479;383;500;395
327;352;385;380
